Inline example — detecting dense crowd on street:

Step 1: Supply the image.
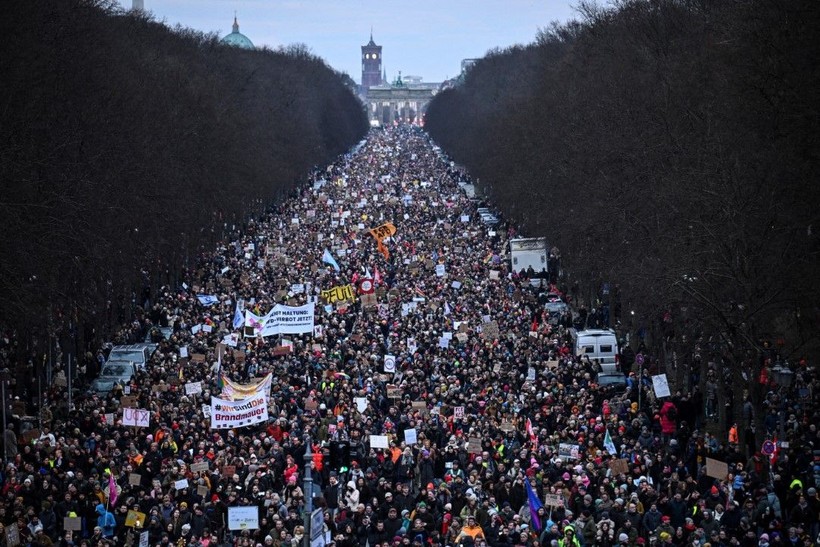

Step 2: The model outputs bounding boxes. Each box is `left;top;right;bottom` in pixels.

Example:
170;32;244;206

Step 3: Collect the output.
0;127;817;547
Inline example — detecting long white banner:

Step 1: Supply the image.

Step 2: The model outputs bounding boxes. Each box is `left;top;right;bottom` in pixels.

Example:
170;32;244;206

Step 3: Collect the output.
260;303;315;336
210;393;269;429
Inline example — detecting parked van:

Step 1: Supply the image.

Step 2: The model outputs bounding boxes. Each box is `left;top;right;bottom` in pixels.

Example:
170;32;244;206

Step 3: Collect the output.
571;329;619;372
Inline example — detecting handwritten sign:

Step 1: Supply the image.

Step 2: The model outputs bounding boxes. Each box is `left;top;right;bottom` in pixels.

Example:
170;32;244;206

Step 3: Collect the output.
228;506;260;530
123;408;150;428
652;374;671;398
190;462;209;473
545;494;565;507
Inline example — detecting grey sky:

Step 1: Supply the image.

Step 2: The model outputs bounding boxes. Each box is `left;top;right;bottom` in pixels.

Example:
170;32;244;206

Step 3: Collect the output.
129;0;580;83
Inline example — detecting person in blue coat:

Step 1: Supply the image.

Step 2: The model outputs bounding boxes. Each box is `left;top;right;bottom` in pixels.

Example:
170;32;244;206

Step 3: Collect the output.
95;503;116;538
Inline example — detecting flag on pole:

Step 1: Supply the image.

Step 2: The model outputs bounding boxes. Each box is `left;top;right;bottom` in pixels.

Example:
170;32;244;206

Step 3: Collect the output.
524;478;543;532
108;473;118;507
232;300;244;330
526;417;537;449
444;302;452;316
196;295;219;306
322;248;341;271
604;427;617;455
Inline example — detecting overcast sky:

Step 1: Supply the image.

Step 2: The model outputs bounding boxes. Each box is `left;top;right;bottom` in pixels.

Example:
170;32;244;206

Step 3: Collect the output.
128;0;581;83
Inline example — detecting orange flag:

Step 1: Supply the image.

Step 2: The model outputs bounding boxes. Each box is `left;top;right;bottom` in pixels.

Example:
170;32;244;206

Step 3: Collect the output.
369;222;397;259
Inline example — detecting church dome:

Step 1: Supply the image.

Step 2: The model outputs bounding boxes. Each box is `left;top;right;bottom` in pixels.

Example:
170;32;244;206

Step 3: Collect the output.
221;16;254;49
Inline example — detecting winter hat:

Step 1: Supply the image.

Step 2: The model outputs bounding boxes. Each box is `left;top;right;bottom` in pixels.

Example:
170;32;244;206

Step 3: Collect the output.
619;533;629;543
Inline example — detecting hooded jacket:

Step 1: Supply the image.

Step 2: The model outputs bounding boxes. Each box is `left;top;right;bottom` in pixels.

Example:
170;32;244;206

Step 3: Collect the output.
95;503;116;538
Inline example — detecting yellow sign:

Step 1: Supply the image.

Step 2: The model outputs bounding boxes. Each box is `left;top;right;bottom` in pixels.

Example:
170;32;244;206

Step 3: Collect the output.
125;510;146;528
320;284;355;304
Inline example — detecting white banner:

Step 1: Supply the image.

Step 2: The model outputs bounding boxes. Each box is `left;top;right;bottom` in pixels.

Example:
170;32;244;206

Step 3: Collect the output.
210;393;269;429
228;506;259;530
260;303;315;336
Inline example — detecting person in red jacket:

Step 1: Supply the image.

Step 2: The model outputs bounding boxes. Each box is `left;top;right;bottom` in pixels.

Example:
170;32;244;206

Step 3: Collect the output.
659;401;678;444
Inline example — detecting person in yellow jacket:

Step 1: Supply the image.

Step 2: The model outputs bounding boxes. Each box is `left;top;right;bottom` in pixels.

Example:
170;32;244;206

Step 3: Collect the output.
558;525;581;547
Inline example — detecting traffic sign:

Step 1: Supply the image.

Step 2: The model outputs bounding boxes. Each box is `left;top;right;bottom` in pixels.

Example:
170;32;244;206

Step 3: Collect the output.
761;440;776;456
635;354;645;366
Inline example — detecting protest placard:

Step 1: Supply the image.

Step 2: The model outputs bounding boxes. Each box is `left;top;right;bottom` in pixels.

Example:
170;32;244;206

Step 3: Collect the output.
705;458;728;479
370;435;389;449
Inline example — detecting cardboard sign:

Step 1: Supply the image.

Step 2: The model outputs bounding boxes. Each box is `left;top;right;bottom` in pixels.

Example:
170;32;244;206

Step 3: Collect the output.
120;395;138;408
125;510;147;528
454;406;465;419
545;494;565;507
64;517;83;531
467;438;482;454
174;479;189;490
481;321;500;339
386;384;401;398
609;459;630;476
129;473;142;486
705;458;728;479
411;401;428;415
272;345;292;356
404;428;418;445
197;485;210;497
185;382;203;396
191;353;206;363
190;462;209;473
222;465;237;478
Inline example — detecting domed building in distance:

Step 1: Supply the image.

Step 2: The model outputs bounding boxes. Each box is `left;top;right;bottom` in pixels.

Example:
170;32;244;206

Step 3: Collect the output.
221;15;254;49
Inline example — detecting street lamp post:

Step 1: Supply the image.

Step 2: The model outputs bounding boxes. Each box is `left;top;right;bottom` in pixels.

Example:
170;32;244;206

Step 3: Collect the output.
771;364;794;441
303;437;313;547
0;369;10;462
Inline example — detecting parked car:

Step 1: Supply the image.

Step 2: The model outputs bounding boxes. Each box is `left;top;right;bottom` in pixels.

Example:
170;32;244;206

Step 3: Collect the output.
107;344;153;368
145;326;173;343
597;373;628;398
90;361;137;395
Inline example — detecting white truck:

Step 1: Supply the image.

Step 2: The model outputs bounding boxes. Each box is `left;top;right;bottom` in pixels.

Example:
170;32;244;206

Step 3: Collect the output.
571;328;620;372
510;237;549;286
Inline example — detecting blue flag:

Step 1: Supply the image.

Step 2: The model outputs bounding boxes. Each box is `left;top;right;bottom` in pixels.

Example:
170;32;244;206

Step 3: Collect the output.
322;248;340;272
524;478;544;532
232;300;244;330
196;295;219;306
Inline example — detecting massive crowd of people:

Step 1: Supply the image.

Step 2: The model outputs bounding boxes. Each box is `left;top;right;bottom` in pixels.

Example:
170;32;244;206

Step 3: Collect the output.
0;127;817;547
